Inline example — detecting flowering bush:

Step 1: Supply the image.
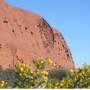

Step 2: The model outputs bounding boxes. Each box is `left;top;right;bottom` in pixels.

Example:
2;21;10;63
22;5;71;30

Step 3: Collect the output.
0;80;7;88
0;58;90;88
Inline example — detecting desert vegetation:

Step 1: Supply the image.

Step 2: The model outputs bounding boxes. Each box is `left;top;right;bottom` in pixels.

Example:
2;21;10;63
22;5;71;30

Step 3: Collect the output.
0;57;90;88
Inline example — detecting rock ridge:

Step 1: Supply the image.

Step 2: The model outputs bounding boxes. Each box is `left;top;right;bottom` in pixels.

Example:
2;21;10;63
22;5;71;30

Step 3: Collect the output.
0;1;75;69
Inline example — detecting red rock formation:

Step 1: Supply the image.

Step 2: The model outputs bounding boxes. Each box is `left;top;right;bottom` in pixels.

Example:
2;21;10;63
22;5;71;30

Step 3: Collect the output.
0;1;75;69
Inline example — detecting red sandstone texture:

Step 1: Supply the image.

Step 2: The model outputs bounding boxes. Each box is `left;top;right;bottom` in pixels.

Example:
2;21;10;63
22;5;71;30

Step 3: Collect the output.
0;1;75;69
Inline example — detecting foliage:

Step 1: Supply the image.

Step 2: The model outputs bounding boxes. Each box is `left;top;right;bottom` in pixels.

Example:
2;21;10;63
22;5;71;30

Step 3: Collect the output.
0;58;90;88
48;68;69;80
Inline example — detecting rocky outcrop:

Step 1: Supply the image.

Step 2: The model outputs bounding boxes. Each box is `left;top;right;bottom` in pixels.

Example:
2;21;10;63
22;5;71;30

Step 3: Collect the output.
0;1;75;69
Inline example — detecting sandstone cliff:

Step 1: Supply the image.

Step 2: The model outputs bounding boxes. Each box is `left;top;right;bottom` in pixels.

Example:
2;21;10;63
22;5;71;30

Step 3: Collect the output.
0;1;75;69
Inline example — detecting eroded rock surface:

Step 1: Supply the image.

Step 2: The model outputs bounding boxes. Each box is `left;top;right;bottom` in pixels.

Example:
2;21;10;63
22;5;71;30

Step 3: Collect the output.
0;1;75;69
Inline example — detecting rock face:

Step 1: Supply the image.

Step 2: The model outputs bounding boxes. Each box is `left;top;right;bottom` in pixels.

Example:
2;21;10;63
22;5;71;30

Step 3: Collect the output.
0;1;75;69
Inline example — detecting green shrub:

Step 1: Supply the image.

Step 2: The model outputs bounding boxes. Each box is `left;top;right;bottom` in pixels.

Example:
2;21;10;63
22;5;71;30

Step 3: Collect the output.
0;58;90;89
48;67;69;80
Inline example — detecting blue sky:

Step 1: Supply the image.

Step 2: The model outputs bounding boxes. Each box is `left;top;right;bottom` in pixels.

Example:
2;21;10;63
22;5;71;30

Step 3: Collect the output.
5;0;90;68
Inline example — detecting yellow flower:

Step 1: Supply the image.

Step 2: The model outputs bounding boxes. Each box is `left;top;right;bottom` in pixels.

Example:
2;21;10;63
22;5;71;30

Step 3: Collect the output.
79;73;83;77
42;71;48;76
18;62;26;68
61;80;65;83
0;81;5;87
48;58;53;65
45;71;48;76
20;67;24;72
54;86;58;89
21;63;26;67
36;71;40;75
82;71;85;75
30;70;33;74
40;60;44;64
18;62;22;66
70;69;74;73
60;83;64;87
